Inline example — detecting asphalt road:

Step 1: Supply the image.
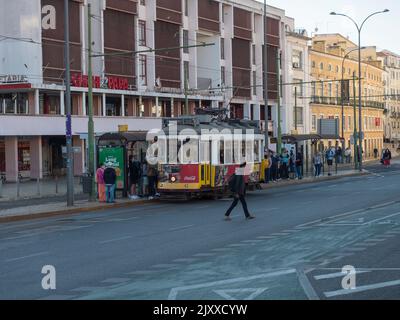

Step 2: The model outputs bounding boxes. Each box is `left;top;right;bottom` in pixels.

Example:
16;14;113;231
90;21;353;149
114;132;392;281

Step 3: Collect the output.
1;161;400;300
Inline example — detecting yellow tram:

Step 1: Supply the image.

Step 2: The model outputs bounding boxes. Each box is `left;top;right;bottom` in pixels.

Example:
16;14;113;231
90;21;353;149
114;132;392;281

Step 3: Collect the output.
151;115;265;199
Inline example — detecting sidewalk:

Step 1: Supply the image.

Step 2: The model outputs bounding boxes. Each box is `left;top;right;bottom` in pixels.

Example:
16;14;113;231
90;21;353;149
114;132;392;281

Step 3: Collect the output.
0;177;83;202
261;168;367;190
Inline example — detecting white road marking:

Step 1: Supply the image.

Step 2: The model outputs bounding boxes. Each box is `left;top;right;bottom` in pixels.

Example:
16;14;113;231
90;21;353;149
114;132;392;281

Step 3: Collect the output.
314;270;370;280
99;236;132;244
365;212;400;225
297;269;319;300
6;251;48;263
324;279;400;298
213;288;268;300
168;269;297;300
169;225;194;232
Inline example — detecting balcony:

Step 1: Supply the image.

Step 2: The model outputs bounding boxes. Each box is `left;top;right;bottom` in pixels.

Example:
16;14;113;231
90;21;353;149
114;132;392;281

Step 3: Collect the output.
310;96;385;109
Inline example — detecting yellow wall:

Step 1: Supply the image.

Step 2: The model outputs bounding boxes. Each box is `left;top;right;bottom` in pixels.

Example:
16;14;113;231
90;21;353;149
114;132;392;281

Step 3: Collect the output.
310;35;385;158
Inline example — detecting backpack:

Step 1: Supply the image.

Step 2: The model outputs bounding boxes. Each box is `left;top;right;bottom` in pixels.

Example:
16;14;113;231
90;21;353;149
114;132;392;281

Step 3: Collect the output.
228;174;237;192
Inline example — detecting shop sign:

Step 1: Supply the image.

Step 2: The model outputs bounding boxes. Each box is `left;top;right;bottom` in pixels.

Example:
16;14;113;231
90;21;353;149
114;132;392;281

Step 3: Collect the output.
0;75;28;84
71;73;129;91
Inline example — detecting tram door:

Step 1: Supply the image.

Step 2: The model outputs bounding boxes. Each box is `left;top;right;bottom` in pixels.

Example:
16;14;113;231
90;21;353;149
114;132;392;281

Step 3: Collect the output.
200;140;211;187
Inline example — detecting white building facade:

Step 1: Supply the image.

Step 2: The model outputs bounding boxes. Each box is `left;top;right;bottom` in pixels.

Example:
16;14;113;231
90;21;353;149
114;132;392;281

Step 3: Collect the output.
0;0;294;181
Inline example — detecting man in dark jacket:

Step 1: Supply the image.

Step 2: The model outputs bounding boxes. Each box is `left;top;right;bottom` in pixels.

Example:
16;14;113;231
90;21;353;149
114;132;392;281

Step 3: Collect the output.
224;162;255;221
103;165;117;203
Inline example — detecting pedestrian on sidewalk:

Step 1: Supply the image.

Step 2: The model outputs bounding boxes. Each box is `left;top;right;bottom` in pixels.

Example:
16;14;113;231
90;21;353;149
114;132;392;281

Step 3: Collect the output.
382;148;392;168
336;146;343;164
104;165;117;203
271;152;279;182
280;149;290;180
262;153;271;183
313;152;322;177
224;162;255;221
344;147;351;164
295;151;303;180
129;155;141;200
147;164;158;200
326;147;335;176
374;148;379;159
96;164;106;202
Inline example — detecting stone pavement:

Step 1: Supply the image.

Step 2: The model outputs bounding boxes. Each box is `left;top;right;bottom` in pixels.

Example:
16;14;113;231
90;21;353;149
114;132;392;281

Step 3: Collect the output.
0;176;83;201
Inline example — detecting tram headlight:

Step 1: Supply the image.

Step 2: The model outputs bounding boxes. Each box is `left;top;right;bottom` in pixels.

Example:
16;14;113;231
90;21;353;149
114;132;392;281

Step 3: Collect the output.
170;176;177;183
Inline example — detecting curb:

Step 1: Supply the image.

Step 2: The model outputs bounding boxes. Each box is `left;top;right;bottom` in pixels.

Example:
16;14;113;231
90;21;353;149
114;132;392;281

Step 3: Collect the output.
0;199;158;224
261;171;368;190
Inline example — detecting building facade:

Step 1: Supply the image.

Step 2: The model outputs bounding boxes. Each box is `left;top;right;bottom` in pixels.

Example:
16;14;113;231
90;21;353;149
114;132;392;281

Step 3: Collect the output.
377;50;400;148
0;0;294;182
309;34;385;159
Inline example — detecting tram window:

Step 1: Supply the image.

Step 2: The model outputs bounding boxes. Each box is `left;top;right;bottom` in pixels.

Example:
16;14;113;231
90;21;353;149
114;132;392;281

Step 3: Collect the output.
220;141;224;164
254;141;260;162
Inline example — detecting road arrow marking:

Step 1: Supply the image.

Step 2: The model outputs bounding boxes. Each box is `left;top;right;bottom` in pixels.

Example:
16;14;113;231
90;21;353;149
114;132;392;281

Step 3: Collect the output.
213;288;268;300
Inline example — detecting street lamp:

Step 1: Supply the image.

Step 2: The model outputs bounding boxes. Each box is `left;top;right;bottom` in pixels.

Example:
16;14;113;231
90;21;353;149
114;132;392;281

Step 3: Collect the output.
341;46;365;168
330;9;389;171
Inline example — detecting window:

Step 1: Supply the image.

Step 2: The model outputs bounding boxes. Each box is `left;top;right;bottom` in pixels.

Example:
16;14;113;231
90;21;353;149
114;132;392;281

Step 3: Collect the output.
294;107;303;125
320;62;324;70
312;82;316;97
293;79;303;96
292;50;302;69
184;61;189;83
184;0;188;16
252;44;256;65
328;64;332;71
253;71;257;96
138;20;146;46
312;115;317;131
183;30;189;53
312;61;316;68
221;66;225;86
140;0;145;5
221;38;225;60
336;65;339;73
139;54;147;86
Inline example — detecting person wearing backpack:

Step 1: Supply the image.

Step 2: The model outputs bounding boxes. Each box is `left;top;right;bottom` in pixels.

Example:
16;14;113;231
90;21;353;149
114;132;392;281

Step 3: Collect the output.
326;147;335;176
224;162;255;221
103;165;117;203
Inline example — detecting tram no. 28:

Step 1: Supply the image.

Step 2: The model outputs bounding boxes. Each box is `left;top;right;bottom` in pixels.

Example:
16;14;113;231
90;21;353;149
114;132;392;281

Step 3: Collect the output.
146;116;265;199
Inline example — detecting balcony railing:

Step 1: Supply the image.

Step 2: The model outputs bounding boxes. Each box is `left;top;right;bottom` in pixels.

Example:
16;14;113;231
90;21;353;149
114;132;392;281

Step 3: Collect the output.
310;96;385;109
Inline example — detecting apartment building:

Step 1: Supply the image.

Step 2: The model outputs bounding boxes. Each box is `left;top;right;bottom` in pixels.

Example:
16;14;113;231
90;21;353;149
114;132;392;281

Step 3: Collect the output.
309;34;385;158
0;0;295;181
377;50;400;148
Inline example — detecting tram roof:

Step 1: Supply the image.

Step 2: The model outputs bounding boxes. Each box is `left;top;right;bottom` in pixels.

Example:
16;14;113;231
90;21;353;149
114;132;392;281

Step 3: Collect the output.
162;117;263;135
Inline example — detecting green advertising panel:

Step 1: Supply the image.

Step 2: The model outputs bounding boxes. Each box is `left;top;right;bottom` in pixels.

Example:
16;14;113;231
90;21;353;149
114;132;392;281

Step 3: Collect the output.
98;147;125;190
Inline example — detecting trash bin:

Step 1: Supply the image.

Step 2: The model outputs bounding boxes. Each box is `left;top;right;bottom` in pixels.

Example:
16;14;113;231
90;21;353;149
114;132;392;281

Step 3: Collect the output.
81;175;93;194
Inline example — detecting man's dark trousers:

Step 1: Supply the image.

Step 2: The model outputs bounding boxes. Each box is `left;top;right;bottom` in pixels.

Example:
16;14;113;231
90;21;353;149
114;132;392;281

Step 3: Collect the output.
225;195;250;218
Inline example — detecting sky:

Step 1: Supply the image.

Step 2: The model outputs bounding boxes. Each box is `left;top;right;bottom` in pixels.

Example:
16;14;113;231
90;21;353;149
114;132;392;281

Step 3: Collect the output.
264;0;399;53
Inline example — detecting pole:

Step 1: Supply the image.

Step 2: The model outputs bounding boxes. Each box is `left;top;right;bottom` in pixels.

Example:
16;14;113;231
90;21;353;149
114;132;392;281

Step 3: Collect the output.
64;0;74;207
294;86;297;131
353;72;358;170
184;71;189;115
87;4;96;201
263;0;269;153
358;31;363;172
276;50;282;154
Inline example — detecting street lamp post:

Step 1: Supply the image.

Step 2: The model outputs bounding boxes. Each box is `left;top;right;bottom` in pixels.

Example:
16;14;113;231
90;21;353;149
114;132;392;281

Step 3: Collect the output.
341;47;365;169
330;9;389;172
